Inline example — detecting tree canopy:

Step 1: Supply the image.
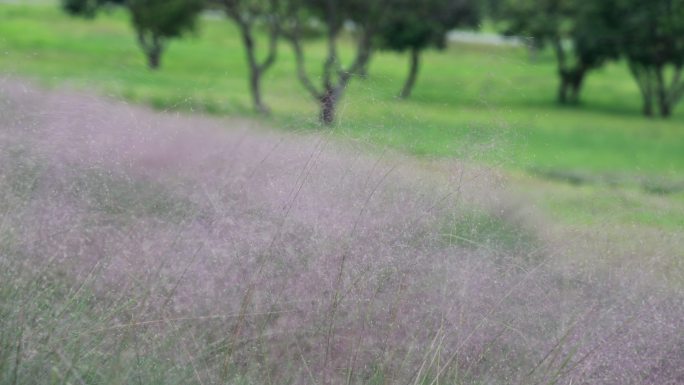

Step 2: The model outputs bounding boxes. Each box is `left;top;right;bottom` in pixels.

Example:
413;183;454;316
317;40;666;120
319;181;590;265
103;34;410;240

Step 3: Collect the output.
378;0;479;98
59;0;684;119
61;0;203;69
128;0;204;69
62;0;124;18
618;0;684;117
499;0;621;104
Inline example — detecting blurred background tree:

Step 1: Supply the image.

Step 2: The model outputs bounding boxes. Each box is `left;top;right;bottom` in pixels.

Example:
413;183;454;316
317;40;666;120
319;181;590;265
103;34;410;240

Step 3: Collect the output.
619;0;684;117
56;0;684;119
284;0;390;125
62;0;108;17
218;0;285;114
378;0;480;99
129;0;204;69
498;0;621;105
61;0;203;69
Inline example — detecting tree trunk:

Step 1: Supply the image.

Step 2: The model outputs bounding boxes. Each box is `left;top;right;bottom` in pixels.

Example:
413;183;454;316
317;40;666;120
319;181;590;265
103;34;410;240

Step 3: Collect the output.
528;44;539;63
319;86;338;126
358;62;370;78
399;48;420;99
553;37;568;104
287;17;373;126
558;68;586;105
628;61;657;117
147;45;161;70
242;29;268;114
643;95;654;117
357;49;375;79
558;75;569;104
234;15;277;115
138;32;163;70
654;66;673;118
659;101;672;117
657;89;672;117
569;69;586;104
248;67;269;115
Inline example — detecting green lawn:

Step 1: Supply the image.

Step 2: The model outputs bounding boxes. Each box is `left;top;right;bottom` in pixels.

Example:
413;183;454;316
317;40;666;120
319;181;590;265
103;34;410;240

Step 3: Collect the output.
1;2;683;230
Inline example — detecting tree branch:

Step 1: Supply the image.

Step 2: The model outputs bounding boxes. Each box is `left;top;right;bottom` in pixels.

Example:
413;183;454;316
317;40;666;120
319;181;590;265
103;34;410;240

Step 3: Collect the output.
551;36;567;73
668;65;684;104
288;31;323;100
343;27;373;80
628;61;652;100
322;25;340;89
258;8;279;73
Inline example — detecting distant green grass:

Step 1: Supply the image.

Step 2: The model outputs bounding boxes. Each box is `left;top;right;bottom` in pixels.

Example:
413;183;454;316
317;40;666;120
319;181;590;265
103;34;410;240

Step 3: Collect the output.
1;2;683;230
1;4;683;176
515;174;684;230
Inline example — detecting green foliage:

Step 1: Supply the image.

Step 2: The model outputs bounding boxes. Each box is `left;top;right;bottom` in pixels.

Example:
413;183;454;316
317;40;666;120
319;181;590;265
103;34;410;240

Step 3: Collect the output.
619;0;684;68
618;0;684;117
498;0;621;104
61;0;102;17
60;0;203;69
128;0;204;68
498;0;684;116
499;0;572;47
379;0;479;53
377;0;480;98
61;0;125;17
570;1;622;69
128;0;203;40
301;0;386;30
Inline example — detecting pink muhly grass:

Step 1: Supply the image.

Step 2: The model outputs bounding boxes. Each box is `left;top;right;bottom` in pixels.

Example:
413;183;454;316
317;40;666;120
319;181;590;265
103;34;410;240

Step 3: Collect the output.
0;79;682;385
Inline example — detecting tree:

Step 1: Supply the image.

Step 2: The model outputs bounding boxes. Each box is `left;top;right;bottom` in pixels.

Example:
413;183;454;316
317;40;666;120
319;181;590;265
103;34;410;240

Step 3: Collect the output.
619;0;684;117
128;0;204;69
378;0;479;99
62;0;106;17
218;0;282;114
499;0;620;104
283;0;389;125
61;0;203;70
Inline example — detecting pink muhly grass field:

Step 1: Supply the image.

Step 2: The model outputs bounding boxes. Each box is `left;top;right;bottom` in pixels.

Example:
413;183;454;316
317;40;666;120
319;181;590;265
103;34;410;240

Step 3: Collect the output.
0;79;682;385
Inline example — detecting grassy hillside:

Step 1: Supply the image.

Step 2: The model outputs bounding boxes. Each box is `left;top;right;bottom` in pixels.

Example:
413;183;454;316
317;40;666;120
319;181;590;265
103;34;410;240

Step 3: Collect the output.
1;4;683;384
1;76;682;385
1;4;683;172
1;2;683;230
